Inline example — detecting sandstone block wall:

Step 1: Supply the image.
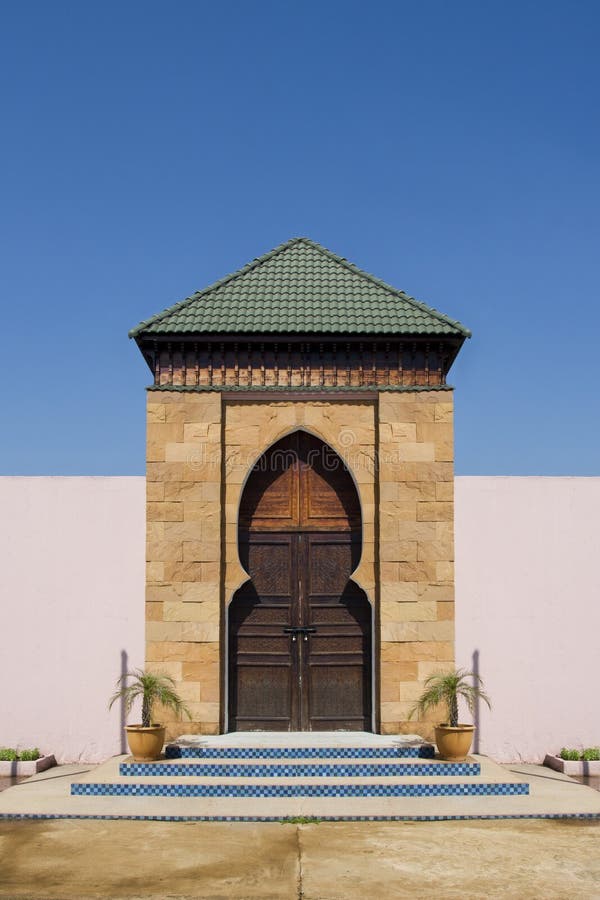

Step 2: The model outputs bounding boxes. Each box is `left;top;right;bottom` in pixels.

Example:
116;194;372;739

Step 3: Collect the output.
378;389;455;737
145;391;222;737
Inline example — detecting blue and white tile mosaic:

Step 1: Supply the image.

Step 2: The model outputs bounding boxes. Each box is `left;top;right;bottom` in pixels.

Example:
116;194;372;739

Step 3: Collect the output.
71;781;528;798
120;761;481;778
164;745;436;760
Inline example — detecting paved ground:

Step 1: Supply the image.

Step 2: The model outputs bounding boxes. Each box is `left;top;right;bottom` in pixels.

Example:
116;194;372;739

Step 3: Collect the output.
573;773;600;792
0;778;26;793
1;817;600;899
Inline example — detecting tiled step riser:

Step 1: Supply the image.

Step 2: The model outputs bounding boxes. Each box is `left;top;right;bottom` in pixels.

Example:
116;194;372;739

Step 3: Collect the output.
72;782;528;799
165;745;435;760
120;761;480;778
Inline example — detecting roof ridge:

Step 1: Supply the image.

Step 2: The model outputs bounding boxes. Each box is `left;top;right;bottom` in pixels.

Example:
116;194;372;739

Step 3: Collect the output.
129;238;307;338
297;239;470;336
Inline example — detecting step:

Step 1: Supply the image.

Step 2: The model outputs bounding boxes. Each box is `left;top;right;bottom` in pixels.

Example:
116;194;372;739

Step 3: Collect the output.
165;744;435;760
71;781;528;799
120;759;481;778
71;774;528;799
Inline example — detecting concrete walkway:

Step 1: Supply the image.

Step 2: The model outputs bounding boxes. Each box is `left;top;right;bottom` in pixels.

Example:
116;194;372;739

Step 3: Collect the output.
1;817;600;899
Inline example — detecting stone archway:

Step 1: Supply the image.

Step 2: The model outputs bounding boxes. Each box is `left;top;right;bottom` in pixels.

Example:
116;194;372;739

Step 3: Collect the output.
228;431;372;731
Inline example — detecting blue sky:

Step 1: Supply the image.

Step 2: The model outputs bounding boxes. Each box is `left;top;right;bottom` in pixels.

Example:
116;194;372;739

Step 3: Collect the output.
2;1;598;475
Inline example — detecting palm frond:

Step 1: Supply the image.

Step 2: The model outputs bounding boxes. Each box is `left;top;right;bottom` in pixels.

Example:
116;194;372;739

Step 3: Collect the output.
408;668;491;727
109;668;192;727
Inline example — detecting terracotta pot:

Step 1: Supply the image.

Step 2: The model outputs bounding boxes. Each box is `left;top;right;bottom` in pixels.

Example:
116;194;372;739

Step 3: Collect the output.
125;725;165;762
434;724;475;762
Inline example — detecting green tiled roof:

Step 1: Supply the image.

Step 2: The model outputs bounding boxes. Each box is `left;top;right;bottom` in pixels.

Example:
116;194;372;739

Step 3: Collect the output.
130;238;471;339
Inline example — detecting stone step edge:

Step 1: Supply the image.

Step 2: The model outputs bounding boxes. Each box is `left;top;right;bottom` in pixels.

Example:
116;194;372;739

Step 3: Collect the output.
8;812;599;823
165;745;436;759
119;761;481;778
71;781;530;798
75;773;516;786
147;753;451;765
170;734;429;747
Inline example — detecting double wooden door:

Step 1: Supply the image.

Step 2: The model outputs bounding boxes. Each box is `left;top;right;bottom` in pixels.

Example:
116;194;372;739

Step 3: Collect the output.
228;432;372;732
229;531;371;731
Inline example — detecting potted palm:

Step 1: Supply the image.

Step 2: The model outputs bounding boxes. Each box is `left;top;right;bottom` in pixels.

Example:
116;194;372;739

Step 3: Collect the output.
409;668;491;762
109;668;191;762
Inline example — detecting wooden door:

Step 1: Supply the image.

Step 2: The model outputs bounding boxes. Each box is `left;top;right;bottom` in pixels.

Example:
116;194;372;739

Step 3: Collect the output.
228;534;300;730
301;532;371;730
229;432;371;731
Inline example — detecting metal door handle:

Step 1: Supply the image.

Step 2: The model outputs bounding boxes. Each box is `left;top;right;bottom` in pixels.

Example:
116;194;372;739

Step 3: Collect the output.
283;627;317;633
284;626;317;642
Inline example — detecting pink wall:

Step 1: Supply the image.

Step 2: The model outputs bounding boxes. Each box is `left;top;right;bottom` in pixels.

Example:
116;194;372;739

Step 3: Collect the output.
2;476;599;762
0;478;145;763
455;477;600;762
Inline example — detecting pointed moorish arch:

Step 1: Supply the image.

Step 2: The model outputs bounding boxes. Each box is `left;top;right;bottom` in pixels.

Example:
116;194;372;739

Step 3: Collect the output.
228;431;372;732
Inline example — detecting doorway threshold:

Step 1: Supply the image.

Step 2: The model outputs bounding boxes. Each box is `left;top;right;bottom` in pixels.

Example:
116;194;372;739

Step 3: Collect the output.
173;732;427;749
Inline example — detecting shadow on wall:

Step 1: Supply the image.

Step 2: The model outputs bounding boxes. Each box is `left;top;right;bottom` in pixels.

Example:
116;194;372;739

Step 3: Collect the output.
120;649;128;754
473;648;480;754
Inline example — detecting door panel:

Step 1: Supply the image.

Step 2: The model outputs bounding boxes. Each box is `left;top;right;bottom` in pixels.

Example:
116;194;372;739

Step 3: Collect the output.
239;432;361;533
240;461;299;530
302;449;361;528
243;541;293;595
306;541;359;593
229;535;299;731
302;534;371;731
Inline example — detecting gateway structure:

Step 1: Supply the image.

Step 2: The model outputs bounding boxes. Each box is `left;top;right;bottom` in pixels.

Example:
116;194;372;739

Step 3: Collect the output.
130;238;470;738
